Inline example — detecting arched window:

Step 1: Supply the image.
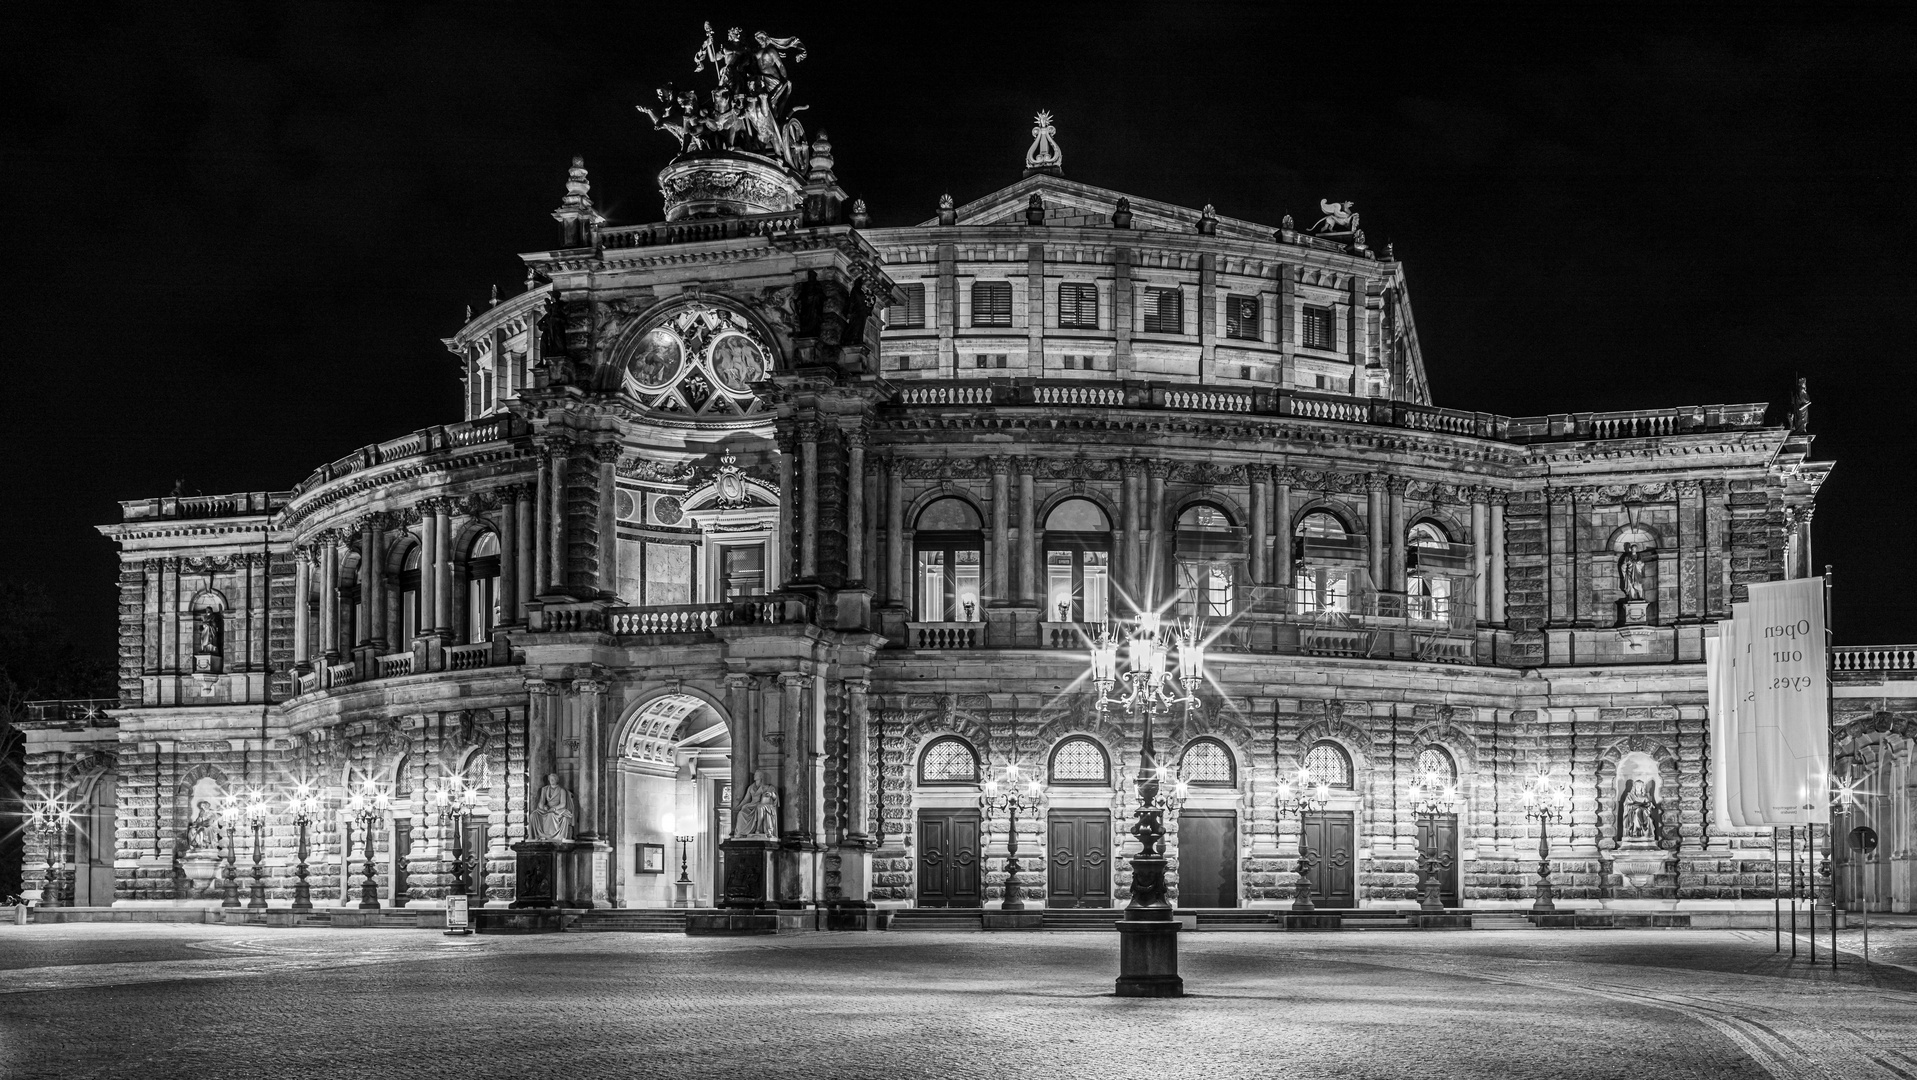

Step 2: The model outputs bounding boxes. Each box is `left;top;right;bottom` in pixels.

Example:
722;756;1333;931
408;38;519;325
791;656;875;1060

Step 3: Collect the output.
1293;511;1359;616
1049;736;1111;786
1175;503;1240;618
918;736;980;786
466;531;501;643
1305;741;1353;789
915;498;984;622
1406;522;1453;622
1044;499;1111;624
397;544;422;643
1179;738;1236;788
1416;746;1457;787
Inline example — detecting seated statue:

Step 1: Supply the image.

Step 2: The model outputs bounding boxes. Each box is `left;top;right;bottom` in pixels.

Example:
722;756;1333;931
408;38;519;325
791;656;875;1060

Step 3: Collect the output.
529;774;576;842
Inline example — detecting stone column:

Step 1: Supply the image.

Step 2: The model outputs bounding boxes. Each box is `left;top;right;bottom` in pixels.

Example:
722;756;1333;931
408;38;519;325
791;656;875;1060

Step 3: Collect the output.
433;502;454;635
1017;459;1037;603
1677;480;1703;620
990;457;1010;604
1273;468;1294;595
799;421;820;580
1121;460;1143;603
778;673;808;838
498;490;519;626
573;679;608;841
1470;489;1489;621
843;679;872;840
1386;476;1406;593
724;674;759;811
514;485;535;617
843;430;866;582
1249;467;1268;585
1146;459;1169;608
419;503;438;638
534;448;550;598
293;548;311;666
524;677;561;831
1488;493;1507;624
775;423;797;589
592;444;620;598
319;538;339;660
358;519;383;648
885;455;905;606
1366;475;1386;592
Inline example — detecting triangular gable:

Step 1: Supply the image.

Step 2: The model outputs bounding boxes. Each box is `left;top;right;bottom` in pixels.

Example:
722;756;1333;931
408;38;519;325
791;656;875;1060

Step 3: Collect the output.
916;173;1275;240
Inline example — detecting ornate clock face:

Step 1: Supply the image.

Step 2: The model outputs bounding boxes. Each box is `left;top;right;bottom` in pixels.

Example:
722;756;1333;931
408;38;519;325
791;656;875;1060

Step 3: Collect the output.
624;328;684;392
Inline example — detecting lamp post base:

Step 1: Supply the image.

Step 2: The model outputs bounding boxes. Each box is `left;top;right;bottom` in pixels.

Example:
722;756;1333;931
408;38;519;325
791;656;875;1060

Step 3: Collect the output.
1115;918;1183;998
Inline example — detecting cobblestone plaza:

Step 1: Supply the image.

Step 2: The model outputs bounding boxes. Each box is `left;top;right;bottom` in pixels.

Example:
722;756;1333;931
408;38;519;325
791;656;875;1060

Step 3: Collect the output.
3;924;1916;1079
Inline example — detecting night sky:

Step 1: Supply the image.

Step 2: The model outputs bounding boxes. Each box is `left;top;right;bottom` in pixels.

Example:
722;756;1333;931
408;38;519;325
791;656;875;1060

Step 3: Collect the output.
3;3;1912;661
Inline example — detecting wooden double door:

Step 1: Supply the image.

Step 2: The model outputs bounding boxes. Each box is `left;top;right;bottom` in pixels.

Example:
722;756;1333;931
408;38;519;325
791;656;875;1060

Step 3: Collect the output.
1047;809;1112;908
1176;810;1238;908
1416;813;1461;906
1301;811;1357;908
917;809;981;907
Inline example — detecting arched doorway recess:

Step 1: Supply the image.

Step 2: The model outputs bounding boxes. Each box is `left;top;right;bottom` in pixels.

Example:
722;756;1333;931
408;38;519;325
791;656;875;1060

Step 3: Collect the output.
615;693;732;908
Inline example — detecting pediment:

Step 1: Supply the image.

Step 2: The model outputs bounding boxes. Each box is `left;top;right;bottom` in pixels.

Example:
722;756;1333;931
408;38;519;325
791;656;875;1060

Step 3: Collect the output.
919;173;1273;240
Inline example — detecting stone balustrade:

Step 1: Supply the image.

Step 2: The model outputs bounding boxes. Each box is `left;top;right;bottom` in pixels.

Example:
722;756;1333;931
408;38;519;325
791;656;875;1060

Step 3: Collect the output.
21;699;118;724
287;413;528;497
377;652;415;679
905;622;985;650
597;210;804;250
1832;646;1917;673
890;378;1769;444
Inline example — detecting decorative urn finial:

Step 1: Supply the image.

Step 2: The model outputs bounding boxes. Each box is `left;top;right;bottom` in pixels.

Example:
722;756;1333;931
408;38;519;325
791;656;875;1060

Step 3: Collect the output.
1112;197;1133;230
1024;109;1062;176
938;193;957;226
1197;204;1218;235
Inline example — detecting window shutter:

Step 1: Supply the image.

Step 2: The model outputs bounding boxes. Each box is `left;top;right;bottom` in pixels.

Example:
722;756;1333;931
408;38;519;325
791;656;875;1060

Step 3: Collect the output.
971;281;1012;326
1144;287;1183;334
895;283;926;328
1226;295;1259;340
1059;282;1098;329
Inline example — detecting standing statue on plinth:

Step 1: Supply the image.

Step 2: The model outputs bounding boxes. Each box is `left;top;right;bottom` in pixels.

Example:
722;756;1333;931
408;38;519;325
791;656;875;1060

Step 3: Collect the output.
186;800;220;853
1618;778;1660;844
1617;543;1647;601
734;775;780;838
530;773;576;841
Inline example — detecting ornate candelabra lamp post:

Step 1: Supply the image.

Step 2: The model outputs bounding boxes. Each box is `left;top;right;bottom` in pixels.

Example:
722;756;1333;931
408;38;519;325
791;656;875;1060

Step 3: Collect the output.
1519;772;1573;914
672;834;695;908
285;782;324;913
427;775;486;898
25;798;74;909
243;789;271;909
979;762;1047;911
1090;612;1202;998
344;780;393;910
1274;766;1332;912
1405;767;1459;914
217;792;243;909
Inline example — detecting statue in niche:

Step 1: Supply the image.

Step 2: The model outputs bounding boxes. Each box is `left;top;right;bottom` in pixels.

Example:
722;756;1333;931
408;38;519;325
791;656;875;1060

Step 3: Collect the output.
1792;376;1811;435
186;801;221;852
194;608;223;656
1617;542;1648;601
734;774;780;838
1617;778;1663;845
795;270;825;337
529;774;576;842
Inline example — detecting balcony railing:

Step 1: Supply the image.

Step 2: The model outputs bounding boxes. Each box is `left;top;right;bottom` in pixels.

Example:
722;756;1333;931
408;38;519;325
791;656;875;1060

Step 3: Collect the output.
905;622;985;649
1832;646;1917;673
597;210;804;250
607;596;806;636
377;652;415;679
288;414;529;497
888;378;1770;445
21;699;118;724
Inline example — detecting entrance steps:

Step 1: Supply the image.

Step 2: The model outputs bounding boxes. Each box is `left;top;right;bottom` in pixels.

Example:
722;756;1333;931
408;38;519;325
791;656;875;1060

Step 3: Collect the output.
1042;909;1124;931
1472;912;1539;931
568;910;690;933
890;908;984;931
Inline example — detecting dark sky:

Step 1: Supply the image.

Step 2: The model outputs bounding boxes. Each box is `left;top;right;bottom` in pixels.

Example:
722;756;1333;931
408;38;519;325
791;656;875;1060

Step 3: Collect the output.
3;2;1912;657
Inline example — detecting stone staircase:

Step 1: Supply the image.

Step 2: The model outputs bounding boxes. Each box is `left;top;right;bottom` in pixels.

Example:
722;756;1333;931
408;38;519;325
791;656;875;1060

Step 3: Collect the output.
1042;908;1125;931
1472;912;1539;931
567;910;690;933
1187;909;1281;931
889;908;984;931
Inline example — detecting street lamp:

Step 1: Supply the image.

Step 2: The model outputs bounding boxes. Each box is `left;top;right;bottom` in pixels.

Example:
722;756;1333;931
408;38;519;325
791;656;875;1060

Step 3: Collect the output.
25;798;74;909
426;774;486;898
979;762;1047;911
1274;765;1331;912
673;834;695;908
285;782;325;912
243;789;271;909
1405;767;1459;914
1519;771;1572;914
343;779;393;910
217;792;243;909
1090;611;1203;998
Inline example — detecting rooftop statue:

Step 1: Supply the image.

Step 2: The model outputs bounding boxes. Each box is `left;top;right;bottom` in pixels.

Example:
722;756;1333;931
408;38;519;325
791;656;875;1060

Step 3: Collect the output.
640;23;811;172
1312;199;1357;235
1025;109;1063;172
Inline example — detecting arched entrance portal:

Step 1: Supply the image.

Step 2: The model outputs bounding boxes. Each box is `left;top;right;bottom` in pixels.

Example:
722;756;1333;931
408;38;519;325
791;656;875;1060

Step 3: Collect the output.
615;693;731;908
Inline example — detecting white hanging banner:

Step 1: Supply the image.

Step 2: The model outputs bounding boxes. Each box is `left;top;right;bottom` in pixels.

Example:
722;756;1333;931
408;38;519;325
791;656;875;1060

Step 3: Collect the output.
1704;635;1738;834
1742;577;1830;827
1729;602;1764;829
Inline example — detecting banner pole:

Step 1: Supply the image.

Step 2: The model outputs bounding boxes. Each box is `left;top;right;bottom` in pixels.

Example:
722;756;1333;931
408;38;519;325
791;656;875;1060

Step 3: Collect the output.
1826;566;1838;969
1789;825;1797;959
1809;824;1816;964
1772;827;1780;952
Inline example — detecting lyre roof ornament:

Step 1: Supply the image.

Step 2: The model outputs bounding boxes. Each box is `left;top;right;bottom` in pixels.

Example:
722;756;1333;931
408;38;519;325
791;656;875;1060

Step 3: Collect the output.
1311;199;1358;237
1025;109;1062;176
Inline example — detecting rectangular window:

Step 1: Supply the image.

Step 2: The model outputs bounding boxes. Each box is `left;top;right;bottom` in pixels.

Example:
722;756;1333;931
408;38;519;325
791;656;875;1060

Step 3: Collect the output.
1058;282;1099;329
1293;568;1351;615
1142;287;1183;334
1408;574;1451;621
644;542;692;607
973;354;1008;369
1045;549;1110;623
917;548;983;621
893;283;926;329
1225;295;1259;340
1302;305;1335;350
1177;561;1233;618
971;281;1012;326
721;545;766;599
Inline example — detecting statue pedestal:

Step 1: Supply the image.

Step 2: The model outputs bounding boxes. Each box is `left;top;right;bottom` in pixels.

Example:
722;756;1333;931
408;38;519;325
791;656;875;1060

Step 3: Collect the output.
181;852;223;896
1616;599;1651;627
721;837;778;909
510;841;574;909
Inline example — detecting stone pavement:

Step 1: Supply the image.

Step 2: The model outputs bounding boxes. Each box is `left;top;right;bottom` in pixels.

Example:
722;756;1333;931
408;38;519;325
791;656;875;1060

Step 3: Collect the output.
2;924;1915;1080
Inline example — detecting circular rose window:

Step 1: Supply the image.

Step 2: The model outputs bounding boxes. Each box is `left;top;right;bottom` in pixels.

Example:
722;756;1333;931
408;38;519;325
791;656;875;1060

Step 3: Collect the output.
624;328;684;392
706;332;765;395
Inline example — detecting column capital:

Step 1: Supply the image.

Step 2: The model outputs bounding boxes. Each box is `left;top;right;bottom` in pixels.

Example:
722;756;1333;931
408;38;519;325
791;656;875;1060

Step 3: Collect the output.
843;677;871;696
1486;490;1509;507
777;671;809;690
1365;473;1389;494
1571;486;1599;504
573;678;609;695
1146;458;1173;480
1272;466;1300;486
841;427;868;450
987;455;1011;476
1546;487;1576;505
1121;458;1145;479
535;434;572;458
723;673;758;690
525;677;564;697
1015;454;1036;477
1674;479;1704;496
797;419;823;443
1462;485;1489;504
590;442;623;465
